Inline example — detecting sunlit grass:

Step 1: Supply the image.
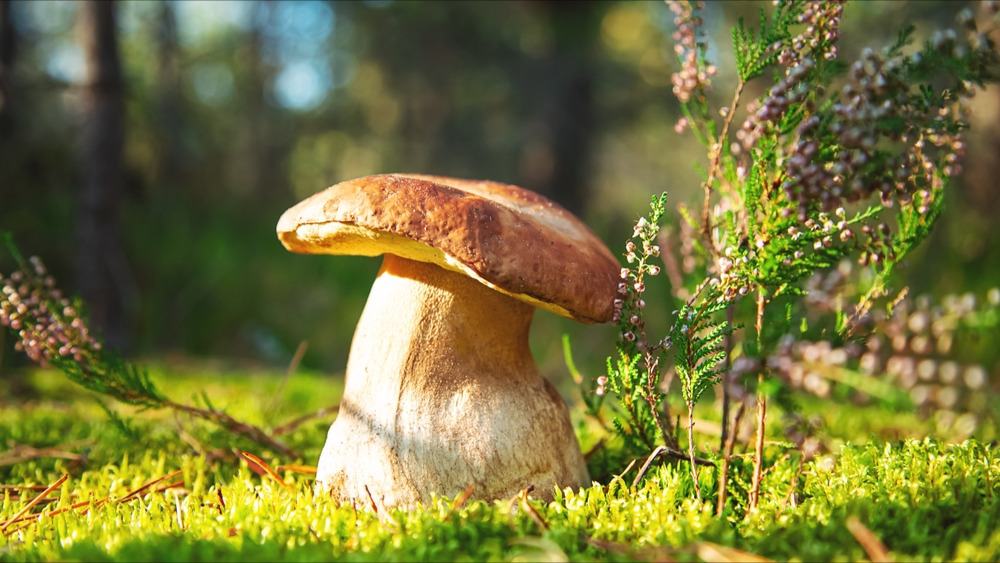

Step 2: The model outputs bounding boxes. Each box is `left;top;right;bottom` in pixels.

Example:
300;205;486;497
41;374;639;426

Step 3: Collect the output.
2;367;998;562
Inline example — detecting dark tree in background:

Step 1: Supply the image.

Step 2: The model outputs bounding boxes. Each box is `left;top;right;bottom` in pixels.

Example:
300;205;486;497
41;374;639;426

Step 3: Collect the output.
75;0;131;352
152;0;182;187
0;0;14;116
520;1;602;217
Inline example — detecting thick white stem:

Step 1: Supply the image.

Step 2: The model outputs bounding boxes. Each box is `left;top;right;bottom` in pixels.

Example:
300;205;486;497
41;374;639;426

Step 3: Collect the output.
315;254;589;510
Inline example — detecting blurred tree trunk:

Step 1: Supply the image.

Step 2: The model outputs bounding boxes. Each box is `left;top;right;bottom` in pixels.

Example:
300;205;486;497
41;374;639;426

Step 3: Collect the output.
0;0;14;116
154;0;183;187
76;0;131;352
521;1;604;217
233;1;275;198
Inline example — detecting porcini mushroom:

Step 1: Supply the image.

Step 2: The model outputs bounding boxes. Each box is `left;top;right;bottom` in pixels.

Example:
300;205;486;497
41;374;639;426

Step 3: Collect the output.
276;174;619;510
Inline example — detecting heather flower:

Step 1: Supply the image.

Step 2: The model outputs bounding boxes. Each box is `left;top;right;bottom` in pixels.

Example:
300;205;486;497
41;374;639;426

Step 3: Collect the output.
770;286;1000;423
1;257;102;366
668;1;716;105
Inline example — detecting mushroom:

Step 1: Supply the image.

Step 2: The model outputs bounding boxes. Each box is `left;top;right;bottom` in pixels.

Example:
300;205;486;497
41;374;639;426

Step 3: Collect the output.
276;174;619;510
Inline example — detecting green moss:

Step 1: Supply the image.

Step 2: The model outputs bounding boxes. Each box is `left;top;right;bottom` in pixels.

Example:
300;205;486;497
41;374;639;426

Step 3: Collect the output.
2;369;998;562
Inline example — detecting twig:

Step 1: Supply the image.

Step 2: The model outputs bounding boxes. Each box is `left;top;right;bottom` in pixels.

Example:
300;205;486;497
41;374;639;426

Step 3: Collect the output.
720;305;736;452
778;452;807;515
1;473;68;533
515;486;547;533
2;497;93;530
0;440;93;467
272;404;339;437
449;484;475;515
749;378;767;513
275;464;317;475
631;444;717;489
616;457;639;484
686;406;702;500
700;79;747;255
846;516;893;563
715;303;737;514
582;437;605;462
265;340;308;418
749;287;768;513
364;484;379;514
173;411;208;455
696;541;775;563
168;400;297;459
716;398;747;516
117;469;184;504
632;446;666;488
239;451;292;491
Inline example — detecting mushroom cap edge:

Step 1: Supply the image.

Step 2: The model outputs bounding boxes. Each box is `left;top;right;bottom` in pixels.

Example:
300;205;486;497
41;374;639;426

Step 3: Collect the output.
276;174;621;324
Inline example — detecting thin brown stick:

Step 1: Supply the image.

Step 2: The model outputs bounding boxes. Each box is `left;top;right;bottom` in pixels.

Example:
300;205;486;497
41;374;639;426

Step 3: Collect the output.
1;473;68;532
168;400;297;459
272;404;339;437
275;464;317;475
77;497;110;516
720;305;735;451
696;541;775;563
748;288;768;513
266;340;309;417
582;437;605;462
364;484;379;514
846;516;893;563
631;446;665;488
239;451;292;491
154;480;186;495
0;440;93;467
700;79;746;255
517;486;548;533
117;469;184;504
778;452;807;515
716;398;747;516
686;405;702;500
452;484;475;510
631;444;717;489
0;484;53;492
442;484;476;523
616;457;639;484
748;378;767;512
2;497;94;530
715;303;736;515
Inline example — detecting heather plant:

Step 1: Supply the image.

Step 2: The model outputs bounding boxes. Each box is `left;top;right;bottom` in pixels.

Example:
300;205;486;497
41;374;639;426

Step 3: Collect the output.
595;0;1000;517
0;234;297;459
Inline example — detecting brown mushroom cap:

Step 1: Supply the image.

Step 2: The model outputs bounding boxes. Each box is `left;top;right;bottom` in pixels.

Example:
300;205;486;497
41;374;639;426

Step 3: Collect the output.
277;174;620;323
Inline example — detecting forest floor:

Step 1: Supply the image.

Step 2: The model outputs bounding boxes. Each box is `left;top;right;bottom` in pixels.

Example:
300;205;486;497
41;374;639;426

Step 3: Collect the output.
1;364;998;562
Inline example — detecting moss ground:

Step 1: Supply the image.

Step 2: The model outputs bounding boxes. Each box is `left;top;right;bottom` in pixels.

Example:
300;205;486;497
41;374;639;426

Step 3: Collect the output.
1;366;998;562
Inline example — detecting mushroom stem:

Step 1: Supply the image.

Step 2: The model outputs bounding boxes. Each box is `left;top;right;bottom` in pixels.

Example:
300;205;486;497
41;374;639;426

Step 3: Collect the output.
315;253;590;509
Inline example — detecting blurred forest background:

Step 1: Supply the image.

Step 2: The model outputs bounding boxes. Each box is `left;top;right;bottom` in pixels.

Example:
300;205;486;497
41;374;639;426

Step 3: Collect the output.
0;0;997;391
